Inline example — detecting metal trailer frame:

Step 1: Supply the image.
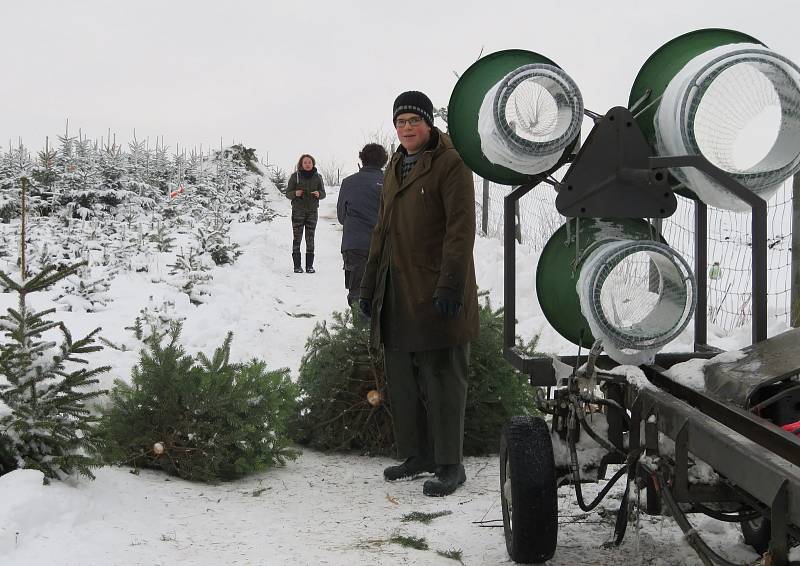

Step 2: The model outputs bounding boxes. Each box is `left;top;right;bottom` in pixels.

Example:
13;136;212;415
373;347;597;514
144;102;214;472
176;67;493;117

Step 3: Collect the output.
499;106;800;565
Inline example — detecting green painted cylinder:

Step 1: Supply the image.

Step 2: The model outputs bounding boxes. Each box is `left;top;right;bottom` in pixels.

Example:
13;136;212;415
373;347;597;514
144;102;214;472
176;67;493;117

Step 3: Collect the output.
536;218;666;348
628;28;763;148
448;49;576;185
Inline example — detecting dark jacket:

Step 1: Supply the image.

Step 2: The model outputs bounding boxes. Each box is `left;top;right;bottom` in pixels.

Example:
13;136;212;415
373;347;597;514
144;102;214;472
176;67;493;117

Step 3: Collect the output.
337;166;383;252
285;168;326;212
360;128;479;352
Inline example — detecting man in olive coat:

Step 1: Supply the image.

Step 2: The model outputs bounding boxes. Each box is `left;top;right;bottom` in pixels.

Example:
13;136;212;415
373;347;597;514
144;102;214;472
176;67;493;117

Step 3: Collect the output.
359;91;479;497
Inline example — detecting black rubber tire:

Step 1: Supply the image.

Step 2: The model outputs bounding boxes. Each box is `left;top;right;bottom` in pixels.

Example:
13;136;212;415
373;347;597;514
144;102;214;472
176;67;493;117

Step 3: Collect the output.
741;516;771;555
500;415;558;563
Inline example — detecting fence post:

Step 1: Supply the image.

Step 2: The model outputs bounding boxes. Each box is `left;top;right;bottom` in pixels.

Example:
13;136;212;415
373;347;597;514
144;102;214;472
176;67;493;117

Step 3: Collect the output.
649;218;663;293
482;178;489;235
792;173;800;327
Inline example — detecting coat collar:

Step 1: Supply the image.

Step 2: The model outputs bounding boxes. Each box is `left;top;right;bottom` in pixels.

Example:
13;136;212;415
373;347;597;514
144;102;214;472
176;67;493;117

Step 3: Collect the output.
388;128;445;191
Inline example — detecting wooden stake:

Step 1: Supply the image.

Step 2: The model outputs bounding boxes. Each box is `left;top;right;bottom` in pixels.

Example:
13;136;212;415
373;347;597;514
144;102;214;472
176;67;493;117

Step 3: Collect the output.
20;177;28;280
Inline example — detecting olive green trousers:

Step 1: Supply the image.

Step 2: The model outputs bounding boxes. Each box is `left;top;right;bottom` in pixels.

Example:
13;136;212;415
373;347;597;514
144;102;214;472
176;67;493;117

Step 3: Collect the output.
383;343;469;465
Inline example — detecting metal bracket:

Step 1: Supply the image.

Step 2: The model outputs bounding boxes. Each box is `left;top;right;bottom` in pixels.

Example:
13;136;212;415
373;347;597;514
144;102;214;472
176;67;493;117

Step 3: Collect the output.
556;106;676;218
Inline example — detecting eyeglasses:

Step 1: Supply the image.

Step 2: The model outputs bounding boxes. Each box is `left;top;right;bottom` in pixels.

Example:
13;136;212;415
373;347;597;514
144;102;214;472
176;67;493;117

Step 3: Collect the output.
395;116;426;128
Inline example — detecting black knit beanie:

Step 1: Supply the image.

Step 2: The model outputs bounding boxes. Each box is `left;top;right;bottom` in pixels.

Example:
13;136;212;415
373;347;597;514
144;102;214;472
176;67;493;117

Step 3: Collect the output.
392;91;434;127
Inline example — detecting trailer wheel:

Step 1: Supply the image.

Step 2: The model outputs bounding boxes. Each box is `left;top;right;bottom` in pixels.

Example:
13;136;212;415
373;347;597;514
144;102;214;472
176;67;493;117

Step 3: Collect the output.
500;416;558;563
741;516;770;555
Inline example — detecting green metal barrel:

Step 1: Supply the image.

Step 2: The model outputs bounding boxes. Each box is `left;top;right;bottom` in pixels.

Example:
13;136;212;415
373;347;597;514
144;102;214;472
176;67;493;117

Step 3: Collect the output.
628;28;763;149
536;218;666;348
448;49;573;185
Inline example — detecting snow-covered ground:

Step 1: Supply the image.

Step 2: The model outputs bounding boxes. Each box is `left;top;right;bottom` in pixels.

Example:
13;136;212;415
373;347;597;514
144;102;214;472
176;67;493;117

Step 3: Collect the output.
0;185;789;565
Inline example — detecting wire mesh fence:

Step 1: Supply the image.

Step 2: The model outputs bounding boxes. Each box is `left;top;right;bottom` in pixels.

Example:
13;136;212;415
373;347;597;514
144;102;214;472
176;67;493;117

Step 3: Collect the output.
474;174;795;336
661;181;793;333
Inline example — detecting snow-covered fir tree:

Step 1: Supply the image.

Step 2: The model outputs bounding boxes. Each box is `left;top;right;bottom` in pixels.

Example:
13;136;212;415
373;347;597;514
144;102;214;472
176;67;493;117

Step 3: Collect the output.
0;257;108;479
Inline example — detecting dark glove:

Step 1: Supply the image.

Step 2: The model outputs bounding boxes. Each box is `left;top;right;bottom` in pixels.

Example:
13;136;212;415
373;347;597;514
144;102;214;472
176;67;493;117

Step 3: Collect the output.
359;298;372;319
433;296;462;319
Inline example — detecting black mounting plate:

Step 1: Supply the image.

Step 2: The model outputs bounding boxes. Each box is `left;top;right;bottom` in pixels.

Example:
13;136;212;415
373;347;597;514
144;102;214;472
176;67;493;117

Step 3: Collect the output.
556;106;677;218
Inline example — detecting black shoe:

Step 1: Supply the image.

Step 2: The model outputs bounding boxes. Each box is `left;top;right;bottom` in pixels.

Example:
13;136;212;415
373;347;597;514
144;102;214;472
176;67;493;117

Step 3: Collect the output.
383;457;436;481
305;253;315;274
292;252;303;273
306;266;315;274
294;266;304;273
423;463;466;497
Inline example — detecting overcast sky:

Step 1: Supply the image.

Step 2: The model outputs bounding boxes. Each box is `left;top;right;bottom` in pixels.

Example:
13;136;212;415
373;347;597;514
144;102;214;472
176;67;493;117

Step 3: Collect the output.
1;0;797;177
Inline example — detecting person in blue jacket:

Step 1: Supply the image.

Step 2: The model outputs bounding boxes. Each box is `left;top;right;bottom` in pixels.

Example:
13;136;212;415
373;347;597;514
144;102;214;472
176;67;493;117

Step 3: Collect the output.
337;143;388;305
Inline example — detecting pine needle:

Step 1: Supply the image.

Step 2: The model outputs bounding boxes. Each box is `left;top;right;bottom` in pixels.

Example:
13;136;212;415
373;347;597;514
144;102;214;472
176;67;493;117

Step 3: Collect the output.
401;510;452;524
389;535;428;551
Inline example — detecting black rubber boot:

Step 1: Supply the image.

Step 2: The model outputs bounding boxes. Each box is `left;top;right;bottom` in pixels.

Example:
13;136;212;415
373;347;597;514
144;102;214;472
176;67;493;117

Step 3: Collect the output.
423;463;466;496
383;457;436;481
292;252;303;273
305;253;315;274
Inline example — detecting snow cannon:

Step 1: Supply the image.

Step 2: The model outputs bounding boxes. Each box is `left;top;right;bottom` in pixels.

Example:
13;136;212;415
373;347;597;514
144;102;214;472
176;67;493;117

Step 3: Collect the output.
449;29;800;566
447;49;697;366
537;218;696;365
629;28;800;211
448;49;582;185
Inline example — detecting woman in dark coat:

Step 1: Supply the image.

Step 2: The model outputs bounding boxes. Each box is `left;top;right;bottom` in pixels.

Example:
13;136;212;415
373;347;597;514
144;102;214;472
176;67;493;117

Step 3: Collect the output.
285;154;326;273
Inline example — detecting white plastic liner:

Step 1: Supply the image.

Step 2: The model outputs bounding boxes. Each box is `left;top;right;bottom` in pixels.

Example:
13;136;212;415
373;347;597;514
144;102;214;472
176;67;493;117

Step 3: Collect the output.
655;43;800;211
478;64;583;175
577;240;696;366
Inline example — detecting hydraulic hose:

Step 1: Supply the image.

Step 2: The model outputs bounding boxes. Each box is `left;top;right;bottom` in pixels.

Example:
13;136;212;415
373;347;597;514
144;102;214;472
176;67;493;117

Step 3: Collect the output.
569;437;628;512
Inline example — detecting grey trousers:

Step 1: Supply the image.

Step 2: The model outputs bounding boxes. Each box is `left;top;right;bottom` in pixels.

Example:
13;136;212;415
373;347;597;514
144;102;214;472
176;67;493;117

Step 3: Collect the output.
383;343;469;465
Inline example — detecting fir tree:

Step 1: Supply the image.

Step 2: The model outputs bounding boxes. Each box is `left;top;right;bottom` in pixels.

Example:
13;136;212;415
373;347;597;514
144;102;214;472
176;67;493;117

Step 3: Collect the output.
100;323;300;482
292;298;539;455
127;134;148;180
56;264;115;312
147;139;171;193
167;247;211;304
0;178;109;480
0;141;33;222
97;138;126;208
463;297;539;454
292;308;392;454
269;167;287;192
148;221;175;252
193;224;240;266
64;135;101;219
183;148;204;186
0;262;108;479
226;144;260;174
30;138;58;215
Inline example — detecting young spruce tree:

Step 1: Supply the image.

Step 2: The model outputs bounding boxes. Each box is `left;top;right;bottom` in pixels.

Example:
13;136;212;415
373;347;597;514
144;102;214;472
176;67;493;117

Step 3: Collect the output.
0;180;108;479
